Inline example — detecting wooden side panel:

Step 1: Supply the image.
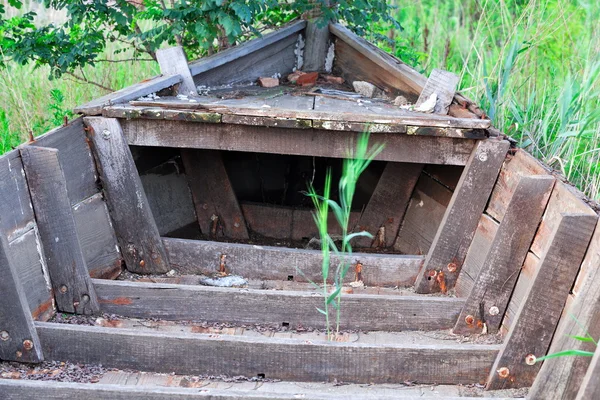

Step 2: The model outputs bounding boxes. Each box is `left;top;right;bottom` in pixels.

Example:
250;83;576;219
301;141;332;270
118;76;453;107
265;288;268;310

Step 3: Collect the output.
20;147;99;315
85;117;170;274
414;140;510;293
193;34;298;87
9;229;53;322
36;322;500;384
355;163;423;248
119;119;477;166
394;173;453;255
181;149;249;240
94;280;464;331
528;221;600;400
164;238;424;288
0;151;36;241
73;194;123;279
32;118;98;205
487;212;597;389
0;230;44;363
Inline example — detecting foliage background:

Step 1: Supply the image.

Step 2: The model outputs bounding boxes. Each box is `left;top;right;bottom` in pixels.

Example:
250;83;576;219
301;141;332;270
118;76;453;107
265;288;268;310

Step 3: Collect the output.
1;0;599;199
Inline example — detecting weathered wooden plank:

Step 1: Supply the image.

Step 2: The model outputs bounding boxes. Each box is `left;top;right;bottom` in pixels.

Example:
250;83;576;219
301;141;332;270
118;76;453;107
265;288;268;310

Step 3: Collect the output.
120;119;477;166
393;173;453;255
329;23;425;100
304;16;330;71
73;193;123;279
74;75;183;115
94;279;463;331
105;106;222;123
414;140;510;293
0;151;35;241
20;146;100;315
223;114;312;129
29;118;98;205
9;228;54;321
486;212;597;389
0;379;521;400
453;214;498;298
189;20;306;77
181;149;249;240
193;34;298;87
576;346;600;400
423;164;464;190
84;117;169;274
355;162;423;247
36;322;499;384
453;175;555;334
527;221;600;400
164;237;423;287
0;230;44;363
415;69;460;115
487;150;551;222
156;47;197;96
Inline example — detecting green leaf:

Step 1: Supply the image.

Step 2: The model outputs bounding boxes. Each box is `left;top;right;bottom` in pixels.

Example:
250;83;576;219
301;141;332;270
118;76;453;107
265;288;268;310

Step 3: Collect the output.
567;335;596;343
535;350;596;363
327;287;341;304
316;307;327;315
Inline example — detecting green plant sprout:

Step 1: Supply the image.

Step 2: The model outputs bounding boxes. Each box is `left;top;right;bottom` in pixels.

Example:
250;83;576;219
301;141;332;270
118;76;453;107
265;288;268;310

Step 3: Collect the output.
535;314;597;363
301;132;384;339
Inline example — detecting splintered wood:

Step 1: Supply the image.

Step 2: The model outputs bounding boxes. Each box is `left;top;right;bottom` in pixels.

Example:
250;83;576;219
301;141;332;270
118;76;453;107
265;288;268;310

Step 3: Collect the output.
415;69;460;115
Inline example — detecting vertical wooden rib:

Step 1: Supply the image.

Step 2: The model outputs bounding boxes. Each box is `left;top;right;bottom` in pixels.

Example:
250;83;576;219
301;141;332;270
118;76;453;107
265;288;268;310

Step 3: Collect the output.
0;229;44;363
414;139;509;293
486;212;597;389
85;117;170;274
576;345;600;400
20;146;99;315
156;47;196;96
453;175;555;334
181;149;249;240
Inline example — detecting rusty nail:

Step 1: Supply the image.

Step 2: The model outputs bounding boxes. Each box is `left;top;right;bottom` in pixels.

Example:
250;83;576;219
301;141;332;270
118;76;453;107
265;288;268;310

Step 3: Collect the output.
497;367;510;379
59;285;68;294
139;259;146;267
0;331;9;341
219;254;227;273
82;294;90;303
465;315;475;325
489;306;500;316
355;262;363;282
447;262;457;272
428;270;437;277
525;354;537;365
22;340;34;351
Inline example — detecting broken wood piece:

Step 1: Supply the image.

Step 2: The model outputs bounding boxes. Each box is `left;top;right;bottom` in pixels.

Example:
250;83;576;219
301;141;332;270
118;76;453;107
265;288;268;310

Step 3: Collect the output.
415;69;460;115
296;72;319;86
257;77;279;88
20;146;100;315
84;117;170;274
322;74;344;84
156;47;197;96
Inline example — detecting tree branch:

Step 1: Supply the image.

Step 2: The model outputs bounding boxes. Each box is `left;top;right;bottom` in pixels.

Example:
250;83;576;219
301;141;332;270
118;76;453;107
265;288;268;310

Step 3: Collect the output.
64;71;115;92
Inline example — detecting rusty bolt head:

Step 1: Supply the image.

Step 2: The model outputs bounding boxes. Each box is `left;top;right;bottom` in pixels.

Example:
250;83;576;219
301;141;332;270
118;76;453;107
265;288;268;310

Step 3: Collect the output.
59;285;68;294
447;263;457;272
139;260;145;267
101;129;111;140
81;294;90;303
22;340;34;351
428;270;438;277
497;367;510;379
0;331;9;341
525;354;537;365
489;306;500;316
465;315;475;325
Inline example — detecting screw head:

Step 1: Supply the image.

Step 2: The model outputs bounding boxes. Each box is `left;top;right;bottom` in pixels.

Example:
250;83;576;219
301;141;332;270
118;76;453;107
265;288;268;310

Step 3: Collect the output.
139;259;145;267
489;306;500;316
0;331;9;341
22;340;34;351
101;129;111;140
59;285;68;294
428;270;437;277
447;262;457;272
81;294;90;303
465;315;475;325
497;367;510;378
525;354;537;365
233;222;240;228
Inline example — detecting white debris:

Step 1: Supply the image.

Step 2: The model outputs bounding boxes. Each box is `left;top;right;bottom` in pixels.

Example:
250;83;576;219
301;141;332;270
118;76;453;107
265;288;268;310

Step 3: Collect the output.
324;43;335;73
415;93;437;113
349;281;365;289
200;275;248;288
295;34;305;71
137;92;160;101
176;94;189;100
166;269;177;277
197;85;210;96
352;81;381;98
271;72;281;79
394;95;409;106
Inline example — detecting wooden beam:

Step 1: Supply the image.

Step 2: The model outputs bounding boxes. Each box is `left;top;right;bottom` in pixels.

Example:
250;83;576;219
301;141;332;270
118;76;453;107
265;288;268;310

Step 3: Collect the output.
119;119;477;166
156;47;196;96
36;322;500;384
84;117;169;274
576;345;600;400
163;237;423;288
303;6;330;72
0;230;43;363
74;75;183;115
355;162;423;247
413;140;510;293
94;279;463;331
452;175;555;334
525;221;600;399
415;69;460;115
188;20;306;77
486;212;597;389
20;146;100;315
181;149;249;240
